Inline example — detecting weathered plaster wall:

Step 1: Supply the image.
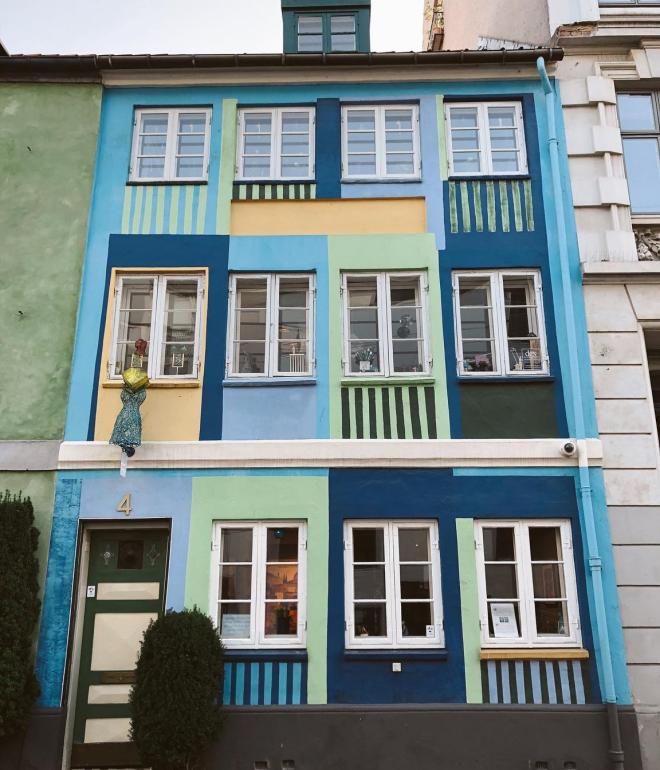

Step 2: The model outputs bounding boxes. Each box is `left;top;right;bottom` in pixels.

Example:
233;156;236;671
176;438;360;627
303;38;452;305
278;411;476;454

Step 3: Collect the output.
441;0;550;49
0;83;101;440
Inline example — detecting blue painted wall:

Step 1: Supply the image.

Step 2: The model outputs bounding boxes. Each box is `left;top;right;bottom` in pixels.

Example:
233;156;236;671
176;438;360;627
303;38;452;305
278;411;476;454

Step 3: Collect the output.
326;468;599;705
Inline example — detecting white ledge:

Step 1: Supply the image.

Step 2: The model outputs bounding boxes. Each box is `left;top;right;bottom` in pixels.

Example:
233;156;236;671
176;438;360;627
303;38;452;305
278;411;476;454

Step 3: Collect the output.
582;261;660;284
57;439;603;470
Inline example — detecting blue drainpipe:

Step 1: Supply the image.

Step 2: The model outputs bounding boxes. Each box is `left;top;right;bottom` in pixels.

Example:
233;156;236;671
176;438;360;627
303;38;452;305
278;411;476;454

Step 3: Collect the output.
537;57;624;769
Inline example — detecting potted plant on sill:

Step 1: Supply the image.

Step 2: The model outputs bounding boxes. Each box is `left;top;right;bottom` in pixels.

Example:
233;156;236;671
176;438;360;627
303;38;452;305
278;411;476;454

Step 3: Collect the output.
354;346;376;373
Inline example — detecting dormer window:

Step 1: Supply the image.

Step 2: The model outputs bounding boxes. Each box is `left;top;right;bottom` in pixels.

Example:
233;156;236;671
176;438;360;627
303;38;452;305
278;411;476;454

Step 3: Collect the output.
296;13;357;52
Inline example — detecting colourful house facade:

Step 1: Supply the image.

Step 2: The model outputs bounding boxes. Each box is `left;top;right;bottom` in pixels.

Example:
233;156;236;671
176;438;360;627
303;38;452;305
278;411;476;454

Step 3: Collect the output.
6;16;642;768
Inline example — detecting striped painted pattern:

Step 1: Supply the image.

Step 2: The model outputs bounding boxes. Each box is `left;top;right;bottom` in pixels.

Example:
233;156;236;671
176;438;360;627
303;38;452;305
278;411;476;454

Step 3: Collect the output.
341;385;437;440
447;179;535;235
481;659;589;705
232;182;317;201
121;185;209;235
222;660;307;706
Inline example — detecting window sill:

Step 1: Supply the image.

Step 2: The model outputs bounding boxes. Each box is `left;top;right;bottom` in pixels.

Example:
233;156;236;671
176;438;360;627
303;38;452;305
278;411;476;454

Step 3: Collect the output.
341;177;422;185
234;179;315;185
344;649;447;661
631;214;660;225
102;380;201;389
126;179;208;186
223;378;316;388
448;174;531;182
480;648;589;661
341;377;435;387
457;375;554;384
223;649;308;661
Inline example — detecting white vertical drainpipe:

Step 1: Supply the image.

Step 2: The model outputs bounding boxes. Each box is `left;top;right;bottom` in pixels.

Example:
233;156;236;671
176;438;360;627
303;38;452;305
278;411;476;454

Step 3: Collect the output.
537;56;624;769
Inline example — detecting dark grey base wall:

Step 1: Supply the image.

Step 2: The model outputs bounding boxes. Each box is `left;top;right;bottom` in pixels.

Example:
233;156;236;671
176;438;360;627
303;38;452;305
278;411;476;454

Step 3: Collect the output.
3;705;643;770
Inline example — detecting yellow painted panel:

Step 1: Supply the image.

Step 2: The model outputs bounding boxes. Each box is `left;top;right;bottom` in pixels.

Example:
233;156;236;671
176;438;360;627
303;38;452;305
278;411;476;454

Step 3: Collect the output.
95;386;202;442
230;198;427;235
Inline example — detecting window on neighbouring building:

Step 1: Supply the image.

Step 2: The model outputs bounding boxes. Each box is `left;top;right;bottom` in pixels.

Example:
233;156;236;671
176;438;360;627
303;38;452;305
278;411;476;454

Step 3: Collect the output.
453;270;548;376
475;520;581;647
296;13;357;52
342;272;430;377
211;522;306;648
341;104;421;180
109;273;204;380
617;93;660;215
236;107;315;181
445;101;528;177
344;521;444;648
227;273;315;378
129;108;211;182
600;0;660;5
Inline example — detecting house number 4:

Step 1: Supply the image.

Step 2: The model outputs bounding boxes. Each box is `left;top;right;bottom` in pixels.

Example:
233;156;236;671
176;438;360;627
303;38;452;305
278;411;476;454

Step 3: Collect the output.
116;494;132;516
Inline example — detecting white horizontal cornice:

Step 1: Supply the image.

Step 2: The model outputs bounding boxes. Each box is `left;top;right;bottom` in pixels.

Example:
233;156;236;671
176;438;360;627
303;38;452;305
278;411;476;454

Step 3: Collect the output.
57;439;602;471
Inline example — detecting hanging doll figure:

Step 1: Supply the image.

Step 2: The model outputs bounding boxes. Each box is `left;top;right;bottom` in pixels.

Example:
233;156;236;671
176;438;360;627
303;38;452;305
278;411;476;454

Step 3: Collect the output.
110;338;150;457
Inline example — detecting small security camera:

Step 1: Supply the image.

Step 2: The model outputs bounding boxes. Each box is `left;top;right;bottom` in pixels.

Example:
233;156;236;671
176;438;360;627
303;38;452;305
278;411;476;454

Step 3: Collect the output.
560;441;576;457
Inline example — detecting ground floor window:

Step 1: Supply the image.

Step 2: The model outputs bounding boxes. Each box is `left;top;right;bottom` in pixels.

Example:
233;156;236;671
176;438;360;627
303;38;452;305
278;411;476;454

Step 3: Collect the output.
211;521;306;648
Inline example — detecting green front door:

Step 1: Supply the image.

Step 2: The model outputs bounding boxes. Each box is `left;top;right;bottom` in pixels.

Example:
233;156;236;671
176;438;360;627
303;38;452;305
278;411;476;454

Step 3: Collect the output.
72;529;169;747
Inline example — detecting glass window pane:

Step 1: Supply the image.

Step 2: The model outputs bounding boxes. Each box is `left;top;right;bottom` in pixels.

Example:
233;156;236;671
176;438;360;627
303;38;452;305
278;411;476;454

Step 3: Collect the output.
235;341;265;374
266;527;298;562
279;340;308;373
139;134;167;156
354;565;386;599
222;528;253;562
401;602;432;637
244;113;272;133
176;157;204;178
298;35;323;52
450;107;478;128
451;129;479;150
242;157;271;177
347;110;376;131
265;564;298;600
489;128;517;150
348;278;378;307
348;133;376;152
244;134;272;155
140;113;168;134
282;157;310;177
617;94;656;132
532;564;566;600
491;151;519;173
622;138;660;214
487;600;521;639
282;111;310;134
353;528;385;562
386;154;414;175
535;601;569;636
331;34;356;52
485;564;518;599
177;133;205;155
219;603;251;638
385;109;413;131
298;15;322;33
386;133;414;152
331;15;355;33
398;528;430;561
460;307;491;339
459;278;490;307
392;340;424;373
178;113;206;133
488;106;516;128
452;152;481;173
220;565;252;600
350;342;379;373
137;157;165;178
483;527;515;561
264;603;298;636
348;155;377;176
529;526;561;561
355;604;387;637
461;340;494;373
400;565;431;599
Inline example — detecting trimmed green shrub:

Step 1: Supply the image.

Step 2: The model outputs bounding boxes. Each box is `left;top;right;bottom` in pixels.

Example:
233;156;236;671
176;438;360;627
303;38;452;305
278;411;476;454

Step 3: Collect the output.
130;608;224;770
0;491;41;738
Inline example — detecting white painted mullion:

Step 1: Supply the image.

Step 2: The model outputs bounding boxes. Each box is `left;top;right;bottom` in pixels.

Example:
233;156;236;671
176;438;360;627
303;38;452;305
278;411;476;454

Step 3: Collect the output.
344;523;354;646
518;522;535;645
481;104;494;176
209;524;221;628
297;523;307;645
431;522;444;646
420;272;431;374
254;523;264;647
493;273;507;376
269;274;279;377
341;273;351;376
272;108;281;180
192;276;204;378
166;111;178;181
561;521;581;645
452;274;465;376
146;276;161;379
391;524;403;646
474;523;490;646
413;105;422;177
383;523;395;647
534;273;550;375
376;106;386;179
382;273;393;377
517;103;528;174
308;274;315;376
109;277;126;379
226;275;237;376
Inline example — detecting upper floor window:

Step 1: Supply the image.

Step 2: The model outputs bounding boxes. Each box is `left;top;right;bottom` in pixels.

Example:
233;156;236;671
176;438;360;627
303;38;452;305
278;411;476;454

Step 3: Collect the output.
341;105;421;180
211;521;306;648
344;521;444;649
475;520;581;648
342;272;430;377
617;93;660;215
297;13;357;52
227;273;315;378
446;102;527;177
109;273;204;380
236;107;315;181
453;270;548;377
129;108;211;183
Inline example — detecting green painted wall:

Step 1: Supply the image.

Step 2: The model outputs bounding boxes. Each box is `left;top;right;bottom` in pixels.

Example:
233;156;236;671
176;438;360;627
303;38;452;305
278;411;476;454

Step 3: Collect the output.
0;83;101;440
327;233;451;439
460;382;559;439
456;517;482;703
186;474;329;704
0;471;55;626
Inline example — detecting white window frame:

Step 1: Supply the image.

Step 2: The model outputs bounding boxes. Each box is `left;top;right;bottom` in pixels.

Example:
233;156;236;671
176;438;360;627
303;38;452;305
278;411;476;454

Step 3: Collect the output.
445;101;528;177
210;521;307;649
129;107;212;183
341;271;431;378
226;273;316;379
474;519;581;649
452;269;549;378
341;104;421;181
236;107;316;181
108;273;204;381
344;520;444;649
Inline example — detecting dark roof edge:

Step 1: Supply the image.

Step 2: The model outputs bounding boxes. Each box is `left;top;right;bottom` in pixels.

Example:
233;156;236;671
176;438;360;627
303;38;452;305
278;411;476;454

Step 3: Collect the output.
0;39;8;57
0;48;563;80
